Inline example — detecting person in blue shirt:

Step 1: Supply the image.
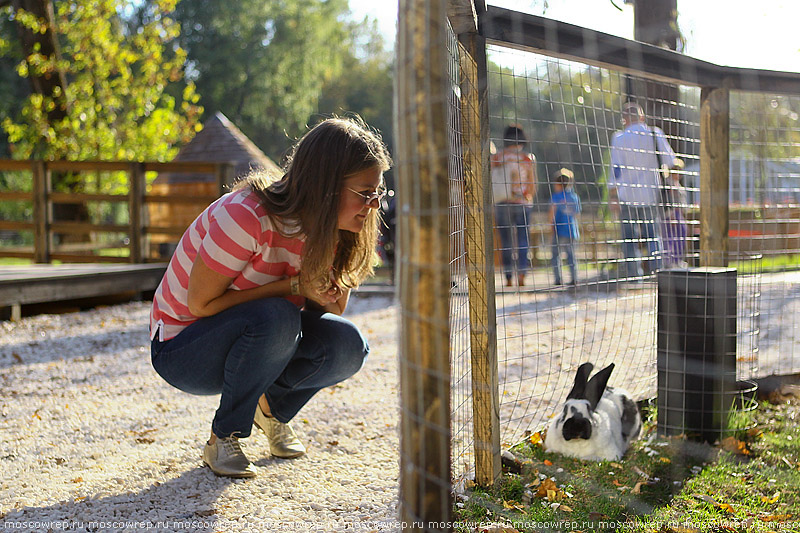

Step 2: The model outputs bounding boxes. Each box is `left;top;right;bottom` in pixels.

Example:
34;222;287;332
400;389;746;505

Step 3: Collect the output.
549;168;581;286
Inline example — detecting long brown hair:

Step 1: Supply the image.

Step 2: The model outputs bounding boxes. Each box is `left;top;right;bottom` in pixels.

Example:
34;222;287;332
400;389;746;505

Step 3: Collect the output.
235;116;392;291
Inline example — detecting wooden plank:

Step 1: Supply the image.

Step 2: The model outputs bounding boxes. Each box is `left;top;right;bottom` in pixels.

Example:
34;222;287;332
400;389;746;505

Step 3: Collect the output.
48;253;130;263
129;162;146;263
143;194;219;205
47;161;130;172
143;225;191;236
480;5;800;95
0;221;34;231
0;160;34;171
49;221;129;234
32;161;50;263
397;0;453;529
144;161;220;173
0;263;166;306
458;33;501;487
0;250;35;260
0;191;33;201
447;0;477;35
700;87;730;267
48;192;128;203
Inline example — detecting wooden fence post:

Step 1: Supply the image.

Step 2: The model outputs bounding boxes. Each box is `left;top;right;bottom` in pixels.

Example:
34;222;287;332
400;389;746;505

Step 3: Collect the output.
215;162;235;197
128;162;146;263
32;160;50;263
700;87;730;267
456;33;501;487
397;0;453;529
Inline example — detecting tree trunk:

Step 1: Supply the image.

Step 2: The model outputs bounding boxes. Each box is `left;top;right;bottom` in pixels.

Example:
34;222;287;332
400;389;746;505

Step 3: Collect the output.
630;0;683;151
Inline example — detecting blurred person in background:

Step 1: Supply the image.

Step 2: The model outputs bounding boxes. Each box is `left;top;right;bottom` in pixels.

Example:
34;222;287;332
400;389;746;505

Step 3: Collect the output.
491;124;537;287
608;101;679;279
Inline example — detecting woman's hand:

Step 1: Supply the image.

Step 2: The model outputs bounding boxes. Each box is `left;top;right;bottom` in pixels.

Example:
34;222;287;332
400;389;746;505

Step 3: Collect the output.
299;272;350;315
299;277;342;307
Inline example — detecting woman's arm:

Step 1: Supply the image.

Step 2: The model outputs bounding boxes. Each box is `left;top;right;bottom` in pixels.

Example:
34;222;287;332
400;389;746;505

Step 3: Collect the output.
187;255;342;318
187;255;294;317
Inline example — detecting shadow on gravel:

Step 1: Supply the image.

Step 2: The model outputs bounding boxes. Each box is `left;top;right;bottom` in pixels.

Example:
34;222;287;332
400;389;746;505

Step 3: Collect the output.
1;467;235;531
0;328;148;369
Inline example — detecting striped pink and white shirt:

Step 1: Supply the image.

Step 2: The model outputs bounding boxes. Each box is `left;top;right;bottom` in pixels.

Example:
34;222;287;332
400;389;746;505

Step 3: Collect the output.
150;188;306;341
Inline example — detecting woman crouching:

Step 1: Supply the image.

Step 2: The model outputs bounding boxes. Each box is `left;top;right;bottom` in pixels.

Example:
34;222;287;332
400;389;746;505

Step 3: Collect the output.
149;117;391;478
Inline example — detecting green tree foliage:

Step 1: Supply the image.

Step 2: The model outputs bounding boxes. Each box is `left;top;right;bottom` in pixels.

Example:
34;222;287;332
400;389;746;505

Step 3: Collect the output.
488;57;624;207
314;17;394;181
0;0;202;163
170;0;353;160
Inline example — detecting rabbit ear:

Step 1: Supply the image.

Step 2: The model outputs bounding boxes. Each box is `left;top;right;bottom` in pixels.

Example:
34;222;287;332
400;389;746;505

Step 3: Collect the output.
585;363;614;410
566;363;594;400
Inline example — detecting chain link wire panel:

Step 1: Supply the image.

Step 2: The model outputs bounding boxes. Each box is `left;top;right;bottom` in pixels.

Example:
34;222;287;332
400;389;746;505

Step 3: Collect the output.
483;45;782;446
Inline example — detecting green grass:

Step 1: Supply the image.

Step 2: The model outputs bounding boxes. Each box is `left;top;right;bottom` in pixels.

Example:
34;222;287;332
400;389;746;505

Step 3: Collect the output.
454;400;800;532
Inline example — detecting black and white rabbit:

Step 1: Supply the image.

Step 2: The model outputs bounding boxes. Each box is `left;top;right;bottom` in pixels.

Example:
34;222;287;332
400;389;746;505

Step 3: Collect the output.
544;362;642;461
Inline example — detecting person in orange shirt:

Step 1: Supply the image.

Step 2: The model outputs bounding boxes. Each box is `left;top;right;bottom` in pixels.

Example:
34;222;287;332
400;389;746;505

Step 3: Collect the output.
491;124;537;286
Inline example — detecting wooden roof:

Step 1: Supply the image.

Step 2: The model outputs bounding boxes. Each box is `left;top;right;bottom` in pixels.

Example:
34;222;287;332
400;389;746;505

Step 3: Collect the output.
154;112;282;185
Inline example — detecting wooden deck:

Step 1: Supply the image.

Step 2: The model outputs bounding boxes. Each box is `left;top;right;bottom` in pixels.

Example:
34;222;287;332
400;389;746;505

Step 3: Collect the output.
0;263;167;320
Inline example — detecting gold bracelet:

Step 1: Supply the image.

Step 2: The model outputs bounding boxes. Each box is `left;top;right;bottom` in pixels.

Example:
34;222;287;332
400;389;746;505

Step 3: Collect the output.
290;275;301;296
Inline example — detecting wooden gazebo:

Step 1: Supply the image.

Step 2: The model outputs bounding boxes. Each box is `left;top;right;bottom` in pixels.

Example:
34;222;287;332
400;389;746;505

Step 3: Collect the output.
147;112;281;257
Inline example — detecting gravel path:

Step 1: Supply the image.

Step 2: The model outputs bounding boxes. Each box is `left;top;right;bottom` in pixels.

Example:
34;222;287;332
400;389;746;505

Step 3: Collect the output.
0;296;401;532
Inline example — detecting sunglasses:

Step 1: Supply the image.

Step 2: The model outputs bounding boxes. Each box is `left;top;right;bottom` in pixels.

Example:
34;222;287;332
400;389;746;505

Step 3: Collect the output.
347;187;387;206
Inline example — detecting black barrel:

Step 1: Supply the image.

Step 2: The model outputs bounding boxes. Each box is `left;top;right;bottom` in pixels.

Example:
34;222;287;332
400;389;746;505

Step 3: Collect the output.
657;267;738;441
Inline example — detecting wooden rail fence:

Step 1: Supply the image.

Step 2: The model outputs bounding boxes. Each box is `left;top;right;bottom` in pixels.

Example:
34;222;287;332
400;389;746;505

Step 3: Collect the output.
0;159;235;263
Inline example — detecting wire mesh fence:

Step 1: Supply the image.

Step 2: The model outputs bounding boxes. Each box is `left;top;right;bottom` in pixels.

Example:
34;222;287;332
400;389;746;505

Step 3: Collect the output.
398;2;800;528
482;45;799;456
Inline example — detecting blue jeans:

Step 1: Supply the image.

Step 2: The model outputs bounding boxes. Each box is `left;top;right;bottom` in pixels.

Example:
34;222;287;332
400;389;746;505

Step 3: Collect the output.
551;235;577;285
494;203;531;279
619;204;663;277
151;298;369;439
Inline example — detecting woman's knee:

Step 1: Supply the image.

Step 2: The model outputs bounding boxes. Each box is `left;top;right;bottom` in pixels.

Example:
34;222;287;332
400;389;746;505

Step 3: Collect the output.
327;321;370;379
238;298;301;342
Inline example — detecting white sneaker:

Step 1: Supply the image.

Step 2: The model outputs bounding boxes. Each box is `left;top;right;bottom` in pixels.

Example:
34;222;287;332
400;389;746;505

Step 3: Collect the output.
253;406;306;458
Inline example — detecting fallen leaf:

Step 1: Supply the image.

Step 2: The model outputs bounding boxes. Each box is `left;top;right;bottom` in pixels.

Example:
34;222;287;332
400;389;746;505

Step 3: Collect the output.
588;512;610;521
721;436;751;456
543;459;553;466
136;437;155;444
558;504;573;512
529;432;543;447
761;492;781;504
72;477;83;483
328;440;339;446
633;466;650;478
632;480;645;494
32;409;41;420
718;503;735;514
609;462;623;469
759;514;793;522
502;500;526;514
612;480;624;487
659;457;671;463
694;494;719;506
12;353;22;363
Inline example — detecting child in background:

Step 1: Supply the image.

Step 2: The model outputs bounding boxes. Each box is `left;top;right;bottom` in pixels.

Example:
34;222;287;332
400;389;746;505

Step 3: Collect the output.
549;168;581;286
